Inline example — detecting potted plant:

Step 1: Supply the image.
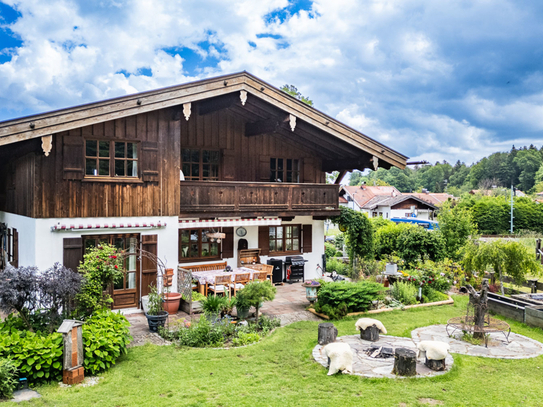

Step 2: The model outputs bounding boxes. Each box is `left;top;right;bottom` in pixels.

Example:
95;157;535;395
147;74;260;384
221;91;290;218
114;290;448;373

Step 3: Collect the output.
302;280;321;304
144;285;169;332
238;281;276;325
162;268;182;315
201;295;226;322
235;290;251;319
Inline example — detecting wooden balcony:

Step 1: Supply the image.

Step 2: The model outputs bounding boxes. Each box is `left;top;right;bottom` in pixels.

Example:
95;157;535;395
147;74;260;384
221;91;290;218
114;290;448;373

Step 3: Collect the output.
179;181;340;218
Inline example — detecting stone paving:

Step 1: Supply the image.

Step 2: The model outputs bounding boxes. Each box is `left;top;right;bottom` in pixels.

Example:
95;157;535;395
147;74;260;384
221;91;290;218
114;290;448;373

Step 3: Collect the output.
411;325;543;359
312;334;454;379
126;282;318;346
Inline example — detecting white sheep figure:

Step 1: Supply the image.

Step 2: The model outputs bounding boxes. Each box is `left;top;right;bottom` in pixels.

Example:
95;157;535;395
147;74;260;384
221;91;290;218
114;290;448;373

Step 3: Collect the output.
355;318;387;334
416;340;450;361
322;342;353;375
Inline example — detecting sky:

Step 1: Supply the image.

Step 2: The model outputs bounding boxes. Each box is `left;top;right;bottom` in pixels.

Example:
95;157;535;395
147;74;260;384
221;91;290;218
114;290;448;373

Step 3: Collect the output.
1;0;543;165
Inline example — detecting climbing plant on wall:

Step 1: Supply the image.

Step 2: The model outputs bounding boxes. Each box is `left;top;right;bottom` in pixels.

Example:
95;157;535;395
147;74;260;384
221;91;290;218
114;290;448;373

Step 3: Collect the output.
331;207;374;260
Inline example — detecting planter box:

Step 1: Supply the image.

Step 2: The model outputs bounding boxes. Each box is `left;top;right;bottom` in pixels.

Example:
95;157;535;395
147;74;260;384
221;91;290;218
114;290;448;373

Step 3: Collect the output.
179;299;203;314
487;292;531;323
526;306;543;329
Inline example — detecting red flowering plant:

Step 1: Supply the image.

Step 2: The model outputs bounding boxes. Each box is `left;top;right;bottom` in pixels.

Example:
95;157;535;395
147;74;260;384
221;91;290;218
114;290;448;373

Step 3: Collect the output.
403;260;453;294
76;244;124;317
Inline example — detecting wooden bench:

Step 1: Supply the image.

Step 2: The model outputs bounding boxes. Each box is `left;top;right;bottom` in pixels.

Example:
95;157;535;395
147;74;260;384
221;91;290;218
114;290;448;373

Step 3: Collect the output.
184;262;228;295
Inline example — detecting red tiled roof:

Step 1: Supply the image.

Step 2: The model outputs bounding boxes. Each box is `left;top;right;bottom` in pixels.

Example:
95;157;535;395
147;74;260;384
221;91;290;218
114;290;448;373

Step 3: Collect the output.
341;185;402;207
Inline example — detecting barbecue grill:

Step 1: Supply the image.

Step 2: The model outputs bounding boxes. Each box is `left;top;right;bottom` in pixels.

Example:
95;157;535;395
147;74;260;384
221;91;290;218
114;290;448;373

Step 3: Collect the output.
285;255;307;283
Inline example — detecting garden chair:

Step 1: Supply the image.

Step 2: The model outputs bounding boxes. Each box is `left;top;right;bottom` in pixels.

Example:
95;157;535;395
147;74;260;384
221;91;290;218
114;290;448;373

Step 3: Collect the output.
230;272;250;296
252;271;268;282
208;274;232;298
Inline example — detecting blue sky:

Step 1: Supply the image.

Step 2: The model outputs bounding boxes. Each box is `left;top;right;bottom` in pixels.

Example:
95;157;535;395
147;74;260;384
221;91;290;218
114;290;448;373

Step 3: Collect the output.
1;0;543;165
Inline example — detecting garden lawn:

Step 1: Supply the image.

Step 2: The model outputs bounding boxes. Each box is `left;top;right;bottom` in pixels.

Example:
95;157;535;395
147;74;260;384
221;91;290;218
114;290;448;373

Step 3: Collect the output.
7;295;543;407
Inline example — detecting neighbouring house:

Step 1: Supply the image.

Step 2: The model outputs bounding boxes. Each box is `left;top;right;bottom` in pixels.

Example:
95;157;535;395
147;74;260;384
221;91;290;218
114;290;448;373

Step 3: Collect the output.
0;72;407;310
339;185;438;220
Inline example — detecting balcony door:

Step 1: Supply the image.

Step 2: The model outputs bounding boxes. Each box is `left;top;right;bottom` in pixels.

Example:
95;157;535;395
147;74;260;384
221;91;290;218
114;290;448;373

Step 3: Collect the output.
84;234;140;309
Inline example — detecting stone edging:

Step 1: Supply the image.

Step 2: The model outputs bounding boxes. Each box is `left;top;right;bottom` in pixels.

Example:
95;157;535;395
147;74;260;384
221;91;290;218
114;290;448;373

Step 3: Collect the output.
307;296;454;320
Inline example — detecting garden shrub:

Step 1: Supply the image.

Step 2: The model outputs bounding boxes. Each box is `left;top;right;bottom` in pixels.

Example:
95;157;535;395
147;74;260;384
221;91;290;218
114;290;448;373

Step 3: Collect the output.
76;244;124;318
232;332;260;347
315;281;384;318
82;310;132;375
390;281;418;305
0;263;81;333
422;287;449;303
0;327;63;385
325;242;341;259
0;358;18;400
325;257;349;276
396;226;445;265
404;260;454;293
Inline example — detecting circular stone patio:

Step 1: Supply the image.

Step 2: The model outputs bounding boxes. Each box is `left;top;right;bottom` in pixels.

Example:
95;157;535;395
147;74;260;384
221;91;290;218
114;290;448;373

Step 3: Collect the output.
312;334;454;379
411;325;543;359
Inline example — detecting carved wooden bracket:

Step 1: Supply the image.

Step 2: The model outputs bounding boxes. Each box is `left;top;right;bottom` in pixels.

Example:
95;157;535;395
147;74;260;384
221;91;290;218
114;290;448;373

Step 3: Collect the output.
289;114;296;131
240;90;247;106
42;135;53;156
372;155;379;171
183;103;191;121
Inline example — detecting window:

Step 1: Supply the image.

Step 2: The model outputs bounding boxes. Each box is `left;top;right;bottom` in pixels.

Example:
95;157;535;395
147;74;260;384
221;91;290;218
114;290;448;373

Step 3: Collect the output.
84;234;138;291
179;229;220;261
269;225;300;254
85;140;138;177
0;225;18;270
270;158;299;182
182;149;220;180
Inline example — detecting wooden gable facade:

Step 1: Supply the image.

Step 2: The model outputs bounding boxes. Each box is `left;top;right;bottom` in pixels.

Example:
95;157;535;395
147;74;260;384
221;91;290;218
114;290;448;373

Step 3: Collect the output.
0;72;408;309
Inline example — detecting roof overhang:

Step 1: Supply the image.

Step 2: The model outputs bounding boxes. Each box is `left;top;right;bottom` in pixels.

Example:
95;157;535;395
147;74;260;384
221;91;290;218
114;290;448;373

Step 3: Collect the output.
0;71;408;170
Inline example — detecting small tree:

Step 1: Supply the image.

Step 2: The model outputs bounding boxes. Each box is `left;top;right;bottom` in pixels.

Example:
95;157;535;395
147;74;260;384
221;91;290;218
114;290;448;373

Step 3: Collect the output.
331;207;374;262
437;200;476;260
237;281;276;325
76;244;124;317
463;240;541;295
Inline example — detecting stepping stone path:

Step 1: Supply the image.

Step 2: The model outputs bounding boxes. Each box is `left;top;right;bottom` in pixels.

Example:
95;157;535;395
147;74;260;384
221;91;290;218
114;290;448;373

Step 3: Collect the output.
411;325;543;359
313;324;543;378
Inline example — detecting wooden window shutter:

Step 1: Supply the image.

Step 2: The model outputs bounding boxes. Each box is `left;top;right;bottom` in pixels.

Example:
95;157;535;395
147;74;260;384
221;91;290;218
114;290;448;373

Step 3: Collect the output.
260;156;270;182
141;141;159;182
221;227;234;259
11;228;18;268
222;149;236;181
258;226;270;256
302;224;313;253
63;135;84;180
141;235;158;297
63;237;83;272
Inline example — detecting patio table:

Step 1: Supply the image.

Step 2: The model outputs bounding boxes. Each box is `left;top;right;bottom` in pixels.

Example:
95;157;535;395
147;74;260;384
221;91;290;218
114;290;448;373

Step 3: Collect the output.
192;267;257;295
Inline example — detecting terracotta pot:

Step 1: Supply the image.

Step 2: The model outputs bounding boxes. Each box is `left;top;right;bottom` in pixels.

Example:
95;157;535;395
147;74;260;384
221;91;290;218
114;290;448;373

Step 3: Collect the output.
163;292;182;315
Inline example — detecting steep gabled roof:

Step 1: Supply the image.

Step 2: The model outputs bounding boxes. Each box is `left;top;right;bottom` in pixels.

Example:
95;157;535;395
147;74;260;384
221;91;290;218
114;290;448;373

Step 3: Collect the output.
0;71;407;171
340;185;402;208
362;194;437;210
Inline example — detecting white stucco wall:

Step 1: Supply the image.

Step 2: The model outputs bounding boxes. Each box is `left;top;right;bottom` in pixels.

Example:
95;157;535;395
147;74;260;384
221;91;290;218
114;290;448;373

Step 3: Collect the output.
179;216;326;281
0;211;179;274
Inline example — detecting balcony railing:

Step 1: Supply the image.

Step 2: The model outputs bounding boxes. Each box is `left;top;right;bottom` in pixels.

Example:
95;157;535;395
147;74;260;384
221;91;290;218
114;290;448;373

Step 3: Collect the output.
179;181;339;217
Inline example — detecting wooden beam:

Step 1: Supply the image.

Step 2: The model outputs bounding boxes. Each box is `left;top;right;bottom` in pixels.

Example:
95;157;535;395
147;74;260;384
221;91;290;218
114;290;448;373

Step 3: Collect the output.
334;170;347;185
322;156;375;172
245;117;287;137
198;93;239;115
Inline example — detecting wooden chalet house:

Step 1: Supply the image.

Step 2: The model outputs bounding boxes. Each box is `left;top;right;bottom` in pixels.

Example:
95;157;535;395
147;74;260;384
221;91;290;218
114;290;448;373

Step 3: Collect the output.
0;72;407;310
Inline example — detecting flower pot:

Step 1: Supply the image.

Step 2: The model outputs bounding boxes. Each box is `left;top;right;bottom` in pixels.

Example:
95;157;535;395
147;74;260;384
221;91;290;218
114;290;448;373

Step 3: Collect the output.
145;311;169;332
237;306;250;319
163;292;182;314
302;281;321;304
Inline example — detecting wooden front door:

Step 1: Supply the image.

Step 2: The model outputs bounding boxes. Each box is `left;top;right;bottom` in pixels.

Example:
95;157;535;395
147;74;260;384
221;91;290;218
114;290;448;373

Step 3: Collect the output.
84;234;140;309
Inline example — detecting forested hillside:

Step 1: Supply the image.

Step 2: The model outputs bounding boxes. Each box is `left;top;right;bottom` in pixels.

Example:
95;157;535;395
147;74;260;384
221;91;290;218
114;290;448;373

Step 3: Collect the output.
350;145;543;196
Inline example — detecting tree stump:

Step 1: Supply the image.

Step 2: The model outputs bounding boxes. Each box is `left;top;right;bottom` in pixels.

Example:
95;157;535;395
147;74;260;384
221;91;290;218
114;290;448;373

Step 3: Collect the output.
318;323;338;345
425;357;446;371
392;348;417;376
360;324;380;342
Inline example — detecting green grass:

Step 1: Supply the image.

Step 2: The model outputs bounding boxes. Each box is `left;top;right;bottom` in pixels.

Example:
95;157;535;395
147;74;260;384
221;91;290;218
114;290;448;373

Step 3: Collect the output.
10;295;543;407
